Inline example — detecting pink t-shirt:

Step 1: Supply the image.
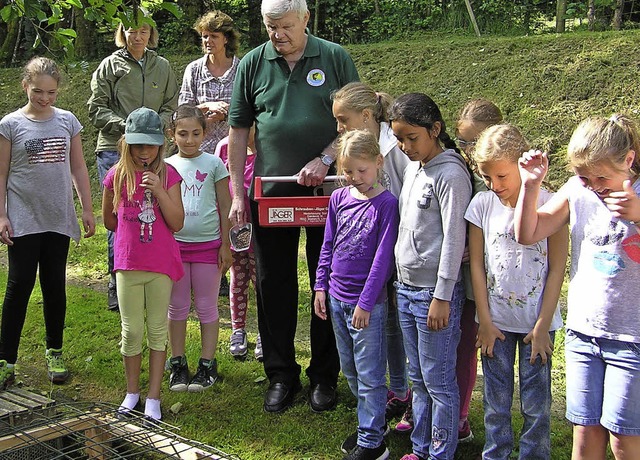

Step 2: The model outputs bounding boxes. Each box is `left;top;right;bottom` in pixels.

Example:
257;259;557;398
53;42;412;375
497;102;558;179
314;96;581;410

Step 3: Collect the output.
104;165;184;281
214;136;255;209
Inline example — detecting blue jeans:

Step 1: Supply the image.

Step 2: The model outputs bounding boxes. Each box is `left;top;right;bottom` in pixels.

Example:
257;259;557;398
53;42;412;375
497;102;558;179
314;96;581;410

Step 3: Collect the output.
97;150;119;273
481;331;555;460
396;282;464;460
329;295;387;449
387;279;408;394
565;329;640;435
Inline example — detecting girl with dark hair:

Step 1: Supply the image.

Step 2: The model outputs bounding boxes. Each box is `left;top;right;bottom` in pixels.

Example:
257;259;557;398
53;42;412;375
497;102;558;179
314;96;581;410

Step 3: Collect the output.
389;93;472;460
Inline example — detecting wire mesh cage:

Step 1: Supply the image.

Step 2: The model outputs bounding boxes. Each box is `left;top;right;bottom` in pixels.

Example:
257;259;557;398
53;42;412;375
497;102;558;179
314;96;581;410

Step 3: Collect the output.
0;400;240;459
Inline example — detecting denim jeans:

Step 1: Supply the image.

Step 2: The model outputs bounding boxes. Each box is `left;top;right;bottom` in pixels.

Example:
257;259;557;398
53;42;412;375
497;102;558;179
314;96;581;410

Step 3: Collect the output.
387;277;408;394
481;331;555;460
396;282;464;460
565;329;640;435
97;150;119;273
329;295;387;449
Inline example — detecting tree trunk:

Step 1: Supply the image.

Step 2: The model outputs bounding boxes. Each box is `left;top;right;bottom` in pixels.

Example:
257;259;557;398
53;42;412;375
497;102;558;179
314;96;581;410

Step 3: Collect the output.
556;0;566;33
247;0;263;48
73;6;98;59
374;0;380;15
588;0;596;31
314;0;320;35
612;0;624;30
0;18;20;66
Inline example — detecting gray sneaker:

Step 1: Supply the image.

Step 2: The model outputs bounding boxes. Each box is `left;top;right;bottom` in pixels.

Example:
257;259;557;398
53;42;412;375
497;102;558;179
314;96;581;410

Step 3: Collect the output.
230;329;248;359
254;334;264;361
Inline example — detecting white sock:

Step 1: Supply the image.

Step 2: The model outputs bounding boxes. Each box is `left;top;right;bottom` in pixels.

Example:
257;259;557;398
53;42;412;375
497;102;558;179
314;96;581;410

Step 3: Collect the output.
119;393;140;411
145;398;162;421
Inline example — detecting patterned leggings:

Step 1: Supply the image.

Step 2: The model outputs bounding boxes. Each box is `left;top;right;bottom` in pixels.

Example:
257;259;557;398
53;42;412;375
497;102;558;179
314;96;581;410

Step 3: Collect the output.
229;251;256;330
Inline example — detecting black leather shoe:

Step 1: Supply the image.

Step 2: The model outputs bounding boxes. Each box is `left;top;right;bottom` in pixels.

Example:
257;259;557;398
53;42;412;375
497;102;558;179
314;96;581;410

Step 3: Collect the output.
309;383;337;412
264;381;301;413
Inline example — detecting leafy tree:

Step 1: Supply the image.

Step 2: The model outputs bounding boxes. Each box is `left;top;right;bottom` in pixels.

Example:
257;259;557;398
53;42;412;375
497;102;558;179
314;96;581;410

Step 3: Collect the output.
0;0;181;64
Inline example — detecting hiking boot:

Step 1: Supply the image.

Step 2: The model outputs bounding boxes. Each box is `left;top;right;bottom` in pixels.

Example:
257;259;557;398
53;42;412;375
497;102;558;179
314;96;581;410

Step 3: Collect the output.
229;329;248;359
254;334;264;361
395;401;413;433
169;355;189;392
341;425;389;454
385;388;411;421
45;348;69;383
188;358;219;392
458;418;474;443
107;274;118;311
343;443;389;460
219;275;229;297
0;360;16;390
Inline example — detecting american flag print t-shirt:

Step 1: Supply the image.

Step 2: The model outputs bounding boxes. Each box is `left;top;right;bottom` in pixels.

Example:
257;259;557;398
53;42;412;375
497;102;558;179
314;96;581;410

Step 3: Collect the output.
0;107;84;242
25;136;67;164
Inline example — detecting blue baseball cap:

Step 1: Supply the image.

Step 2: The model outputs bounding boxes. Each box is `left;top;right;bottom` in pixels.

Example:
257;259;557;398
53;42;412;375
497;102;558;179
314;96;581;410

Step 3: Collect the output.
125;107;165;145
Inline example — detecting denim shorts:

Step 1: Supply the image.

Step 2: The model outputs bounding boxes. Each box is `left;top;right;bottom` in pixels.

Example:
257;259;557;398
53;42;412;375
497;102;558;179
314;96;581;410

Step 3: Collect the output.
565;329;640;435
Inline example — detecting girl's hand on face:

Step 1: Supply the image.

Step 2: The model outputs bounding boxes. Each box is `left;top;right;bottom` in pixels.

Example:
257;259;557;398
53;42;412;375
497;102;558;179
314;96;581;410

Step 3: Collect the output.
518;149;548;188
524;328;554;365
352;306;370;330
141;171;162;195
603;179;640;224
427;298;450;331
475;321;506;358
0;217;13;245
314;290;328;320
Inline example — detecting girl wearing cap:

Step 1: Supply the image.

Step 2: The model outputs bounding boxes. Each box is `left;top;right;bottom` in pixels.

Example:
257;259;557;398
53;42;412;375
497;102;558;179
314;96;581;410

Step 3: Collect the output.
102;107;184;422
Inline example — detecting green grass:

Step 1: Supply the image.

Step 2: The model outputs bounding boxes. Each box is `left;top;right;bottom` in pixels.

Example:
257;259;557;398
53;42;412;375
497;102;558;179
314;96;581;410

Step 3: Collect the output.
1;29;633;458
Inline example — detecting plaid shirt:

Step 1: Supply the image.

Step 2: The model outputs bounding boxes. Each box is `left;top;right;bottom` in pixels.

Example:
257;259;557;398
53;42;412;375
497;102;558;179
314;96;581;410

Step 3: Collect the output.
179;55;240;153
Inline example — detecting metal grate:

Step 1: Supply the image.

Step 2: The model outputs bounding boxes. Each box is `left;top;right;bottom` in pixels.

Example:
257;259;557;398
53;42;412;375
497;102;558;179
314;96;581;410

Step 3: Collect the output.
0;402;240;459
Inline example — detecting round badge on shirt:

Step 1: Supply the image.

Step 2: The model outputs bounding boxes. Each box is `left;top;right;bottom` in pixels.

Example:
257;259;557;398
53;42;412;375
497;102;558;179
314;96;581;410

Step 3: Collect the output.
307;69;326;87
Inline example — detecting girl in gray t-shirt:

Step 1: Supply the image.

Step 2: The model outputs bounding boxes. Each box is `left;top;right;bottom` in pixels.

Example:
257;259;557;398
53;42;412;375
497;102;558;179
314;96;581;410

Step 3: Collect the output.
0;57;95;390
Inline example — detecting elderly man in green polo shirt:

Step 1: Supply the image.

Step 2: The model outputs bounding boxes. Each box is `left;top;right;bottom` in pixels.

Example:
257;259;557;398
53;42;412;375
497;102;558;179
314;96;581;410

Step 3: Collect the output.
227;0;359;416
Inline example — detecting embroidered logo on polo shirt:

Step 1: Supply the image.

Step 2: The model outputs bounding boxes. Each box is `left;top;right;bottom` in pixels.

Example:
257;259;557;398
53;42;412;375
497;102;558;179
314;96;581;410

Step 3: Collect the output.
306;69;325;87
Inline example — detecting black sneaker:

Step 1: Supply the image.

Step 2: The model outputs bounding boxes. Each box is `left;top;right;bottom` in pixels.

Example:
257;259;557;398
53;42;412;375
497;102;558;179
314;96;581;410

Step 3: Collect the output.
219;275;229;297
341;425;389;454
169;356;189;392
107;275;118;311
188;358;219;392
343;443;389;460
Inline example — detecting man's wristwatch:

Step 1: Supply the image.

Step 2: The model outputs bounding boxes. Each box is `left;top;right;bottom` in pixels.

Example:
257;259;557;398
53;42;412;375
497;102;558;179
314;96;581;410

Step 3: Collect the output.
319;153;335;167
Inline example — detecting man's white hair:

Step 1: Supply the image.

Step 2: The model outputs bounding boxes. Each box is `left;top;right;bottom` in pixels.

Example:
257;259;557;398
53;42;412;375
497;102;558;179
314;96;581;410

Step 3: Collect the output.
261;0;308;20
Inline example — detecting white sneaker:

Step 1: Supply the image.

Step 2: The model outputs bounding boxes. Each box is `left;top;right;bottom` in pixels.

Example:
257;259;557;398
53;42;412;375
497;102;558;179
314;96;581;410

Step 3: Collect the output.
254;334;263;361
229;329;248;359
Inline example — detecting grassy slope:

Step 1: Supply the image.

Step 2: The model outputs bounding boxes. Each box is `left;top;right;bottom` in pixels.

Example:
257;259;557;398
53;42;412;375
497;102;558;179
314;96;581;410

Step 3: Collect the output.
0;30;631;459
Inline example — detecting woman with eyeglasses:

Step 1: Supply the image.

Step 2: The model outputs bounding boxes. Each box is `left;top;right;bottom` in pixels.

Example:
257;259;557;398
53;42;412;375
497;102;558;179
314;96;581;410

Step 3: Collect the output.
88;20;179;312
454;98;503;444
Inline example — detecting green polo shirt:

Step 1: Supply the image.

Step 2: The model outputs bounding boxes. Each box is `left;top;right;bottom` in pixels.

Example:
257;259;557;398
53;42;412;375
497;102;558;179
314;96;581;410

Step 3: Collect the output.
229;33;359;197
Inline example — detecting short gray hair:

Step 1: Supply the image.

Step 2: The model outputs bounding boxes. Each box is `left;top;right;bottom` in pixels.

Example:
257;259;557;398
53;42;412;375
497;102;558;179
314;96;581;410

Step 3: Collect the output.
261;0;308;20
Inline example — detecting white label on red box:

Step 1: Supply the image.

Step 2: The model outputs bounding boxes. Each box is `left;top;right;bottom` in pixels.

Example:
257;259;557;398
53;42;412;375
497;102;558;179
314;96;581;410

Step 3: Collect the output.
268;207;295;223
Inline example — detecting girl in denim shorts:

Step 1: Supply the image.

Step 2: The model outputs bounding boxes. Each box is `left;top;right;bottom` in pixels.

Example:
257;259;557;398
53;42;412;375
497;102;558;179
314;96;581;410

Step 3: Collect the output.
467;124;567;460
516;114;640;458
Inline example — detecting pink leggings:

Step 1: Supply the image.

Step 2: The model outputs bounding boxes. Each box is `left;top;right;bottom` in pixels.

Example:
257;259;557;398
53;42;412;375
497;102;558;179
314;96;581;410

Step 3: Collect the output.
456;299;479;420
169;262;221;323
229;251;256;330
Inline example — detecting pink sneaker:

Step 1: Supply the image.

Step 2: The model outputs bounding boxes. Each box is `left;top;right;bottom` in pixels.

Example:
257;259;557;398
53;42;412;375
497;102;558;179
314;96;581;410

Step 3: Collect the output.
400;454;426;460
385;388;411;420
395;400;413;433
